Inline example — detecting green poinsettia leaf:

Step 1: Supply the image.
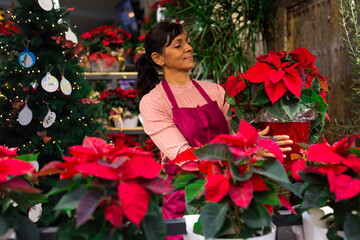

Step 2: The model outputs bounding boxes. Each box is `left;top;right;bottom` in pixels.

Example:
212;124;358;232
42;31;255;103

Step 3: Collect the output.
48;178;81;196
54;184;88;210
193;143;233;162
185;179;206;204
251;90;270;106
229;162;253;181
76;190;104;228
253;189;280;205
7;192;31;213
300;185;331;210
200;202;228;239
317;96;328;120
301;88;319;104
309;116;325;144
350;147;360;157
193;218;203;235
282;96;301;119
344;212;360;240
172;172;198;188
278;181;306;198
298;172;327;185
235;105;245;121
0;215;8;235
251;159;290;184
312;76;321;94
13;153;40;162
226;96;236;105
264;100;284;119
231;118;239;133
242;201;272;229
142;198;166;240
10;215;40;240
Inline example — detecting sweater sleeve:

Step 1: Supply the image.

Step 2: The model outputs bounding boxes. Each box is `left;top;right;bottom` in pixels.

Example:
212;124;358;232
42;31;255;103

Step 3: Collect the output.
140;94;191;161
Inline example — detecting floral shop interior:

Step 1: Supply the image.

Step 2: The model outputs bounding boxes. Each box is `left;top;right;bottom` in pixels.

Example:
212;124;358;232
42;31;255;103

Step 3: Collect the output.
0;0;360;240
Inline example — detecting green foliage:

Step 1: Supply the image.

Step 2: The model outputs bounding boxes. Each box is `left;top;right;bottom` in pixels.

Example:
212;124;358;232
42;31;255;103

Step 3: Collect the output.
335;0;360;136
165;0;274;83
0;0;105;167
171;139;293;238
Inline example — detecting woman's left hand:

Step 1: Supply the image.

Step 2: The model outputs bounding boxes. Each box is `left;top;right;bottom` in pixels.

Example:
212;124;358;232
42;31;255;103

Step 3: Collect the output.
258;126;293;158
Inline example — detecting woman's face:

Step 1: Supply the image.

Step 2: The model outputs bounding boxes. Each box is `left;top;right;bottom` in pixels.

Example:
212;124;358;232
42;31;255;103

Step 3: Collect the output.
161;32;194;72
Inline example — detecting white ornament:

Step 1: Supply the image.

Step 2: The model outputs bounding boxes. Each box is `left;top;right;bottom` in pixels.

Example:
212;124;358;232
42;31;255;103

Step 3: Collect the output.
43;110;56;128
28;203;42;223
41;72;59;92
18;105;33;126
53;0;60;11
38;0;53;11
60;77;72;95
65;28;78;44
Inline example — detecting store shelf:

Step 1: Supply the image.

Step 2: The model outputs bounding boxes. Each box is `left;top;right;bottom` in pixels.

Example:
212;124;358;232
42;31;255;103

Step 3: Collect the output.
84;72;138;89
106;126;145;135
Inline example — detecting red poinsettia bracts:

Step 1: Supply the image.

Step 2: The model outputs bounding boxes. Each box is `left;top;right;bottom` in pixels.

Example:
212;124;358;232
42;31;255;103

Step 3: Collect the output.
171;120;295;215
301;135;360;202
38;137;175;227
0;145;40;193
240;48;328;104
225;73;246;97
243;54;302;103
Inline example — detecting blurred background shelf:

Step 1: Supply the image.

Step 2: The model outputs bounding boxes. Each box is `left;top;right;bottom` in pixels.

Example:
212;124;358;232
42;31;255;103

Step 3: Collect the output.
84;72;138;89
106;126;145;135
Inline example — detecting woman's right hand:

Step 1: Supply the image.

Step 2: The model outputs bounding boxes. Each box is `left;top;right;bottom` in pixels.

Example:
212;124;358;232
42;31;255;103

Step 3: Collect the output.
258;126;293;159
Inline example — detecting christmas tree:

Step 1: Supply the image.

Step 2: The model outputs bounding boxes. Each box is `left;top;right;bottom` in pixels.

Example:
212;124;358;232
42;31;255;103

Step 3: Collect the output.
0;0;104;167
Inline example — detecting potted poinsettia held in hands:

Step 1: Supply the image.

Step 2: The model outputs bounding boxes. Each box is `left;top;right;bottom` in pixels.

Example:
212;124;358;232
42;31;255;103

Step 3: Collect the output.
171;120;298;240
294;134;360;240
0;146;43;239
37;136;175;240
225;48;329;171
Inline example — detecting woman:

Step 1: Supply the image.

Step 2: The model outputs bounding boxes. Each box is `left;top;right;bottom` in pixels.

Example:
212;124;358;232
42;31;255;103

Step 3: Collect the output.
136;21;292;240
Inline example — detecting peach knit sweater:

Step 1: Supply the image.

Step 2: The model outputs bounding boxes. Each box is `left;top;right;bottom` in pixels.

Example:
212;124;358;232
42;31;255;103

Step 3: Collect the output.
140;79;233;162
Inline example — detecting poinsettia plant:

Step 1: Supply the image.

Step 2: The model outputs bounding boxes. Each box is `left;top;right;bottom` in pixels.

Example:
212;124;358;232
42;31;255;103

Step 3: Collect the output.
0;145;43;239
225;48;329;144
37;136;175;240
294;134;360;239
80;25;132;56
100;87;140;118
170;120;298;239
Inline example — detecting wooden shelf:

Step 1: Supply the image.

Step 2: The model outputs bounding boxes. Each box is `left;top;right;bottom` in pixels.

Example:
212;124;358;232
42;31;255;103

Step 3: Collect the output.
106;126;145;135
84;72;137;88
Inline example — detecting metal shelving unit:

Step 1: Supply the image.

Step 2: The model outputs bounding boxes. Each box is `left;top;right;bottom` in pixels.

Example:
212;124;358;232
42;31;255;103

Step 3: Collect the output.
84;72;138;89
84;72;145;135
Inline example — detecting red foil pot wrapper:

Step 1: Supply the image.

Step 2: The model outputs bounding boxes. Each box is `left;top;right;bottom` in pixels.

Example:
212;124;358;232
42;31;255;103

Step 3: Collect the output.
260;121;310;172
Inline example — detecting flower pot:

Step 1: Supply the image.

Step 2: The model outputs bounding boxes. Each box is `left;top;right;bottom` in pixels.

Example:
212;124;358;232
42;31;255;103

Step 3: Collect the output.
89;52;123;72
302;206;346;240
123;115;139;128
183;215;276;240
259;121;310;170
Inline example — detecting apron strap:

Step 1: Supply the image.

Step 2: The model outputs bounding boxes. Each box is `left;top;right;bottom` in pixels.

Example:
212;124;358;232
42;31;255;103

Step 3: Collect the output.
162;78;214;108
162;79;179;109
191;79;213;104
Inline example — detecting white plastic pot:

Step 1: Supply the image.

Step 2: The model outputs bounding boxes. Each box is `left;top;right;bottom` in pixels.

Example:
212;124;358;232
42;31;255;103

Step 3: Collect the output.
183;214;276;240
302;206;346;240
122;115;139;128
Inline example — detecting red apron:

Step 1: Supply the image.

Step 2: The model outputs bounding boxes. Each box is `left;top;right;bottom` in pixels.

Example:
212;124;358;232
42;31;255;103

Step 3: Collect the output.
162;79;229;240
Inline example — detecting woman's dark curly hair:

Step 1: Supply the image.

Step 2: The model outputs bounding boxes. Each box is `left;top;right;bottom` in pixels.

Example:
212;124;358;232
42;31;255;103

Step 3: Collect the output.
135;21;183;97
